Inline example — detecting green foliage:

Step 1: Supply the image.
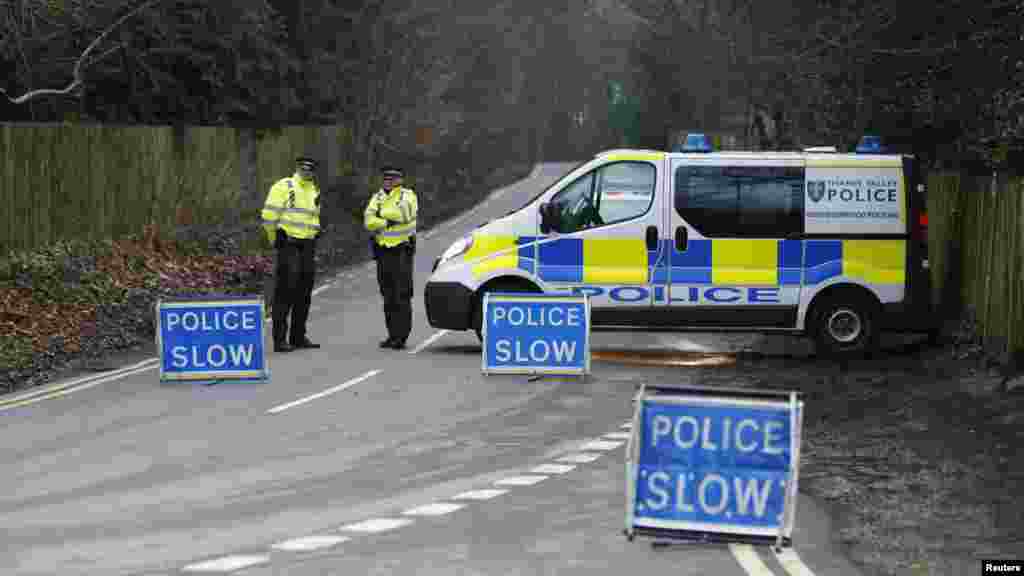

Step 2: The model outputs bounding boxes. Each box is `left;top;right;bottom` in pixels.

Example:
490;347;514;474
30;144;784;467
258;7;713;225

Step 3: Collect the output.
0;334;34;373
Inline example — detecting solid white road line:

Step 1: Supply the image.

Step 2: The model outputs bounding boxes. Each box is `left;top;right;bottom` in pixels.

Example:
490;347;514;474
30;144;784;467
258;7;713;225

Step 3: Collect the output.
409;330;449;355
729;544;776;576
557;453;602;464
182;555;270;572
775;548;817;576
0;360;159;413
620;422;633;429
402;502;466;516
530;464;577;475
339;518;413;533
578;440;623;451
266;369;381;414
603;432;632;440
311;281;334;297
451;489;508;501
494;475;548;487
271;535;350;552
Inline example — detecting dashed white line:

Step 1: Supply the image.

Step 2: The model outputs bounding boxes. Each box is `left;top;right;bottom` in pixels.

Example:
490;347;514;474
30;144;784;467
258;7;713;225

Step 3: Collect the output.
409;330;449;354
603;432;632;440
775;548;817;576
267;369;381;414
729;544;775;576
578;440;623;451
182;555;269;572
620;422;633;429
340;518;413;533
495;475;548;486
530;463;577;475
402;502;466;516
557;452;602;464
451;489;508;501
271;535;350;552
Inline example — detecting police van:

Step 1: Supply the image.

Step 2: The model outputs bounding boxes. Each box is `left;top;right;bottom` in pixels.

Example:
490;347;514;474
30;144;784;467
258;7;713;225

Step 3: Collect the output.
424;134;934;355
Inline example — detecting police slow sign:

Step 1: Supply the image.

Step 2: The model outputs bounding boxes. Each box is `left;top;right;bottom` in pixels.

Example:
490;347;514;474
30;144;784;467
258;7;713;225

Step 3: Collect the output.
156;296;269;383
626;385;803;546
482;293;590;375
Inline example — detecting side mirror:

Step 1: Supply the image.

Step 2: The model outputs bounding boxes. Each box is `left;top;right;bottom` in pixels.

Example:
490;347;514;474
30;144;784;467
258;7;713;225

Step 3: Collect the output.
539;202;555;234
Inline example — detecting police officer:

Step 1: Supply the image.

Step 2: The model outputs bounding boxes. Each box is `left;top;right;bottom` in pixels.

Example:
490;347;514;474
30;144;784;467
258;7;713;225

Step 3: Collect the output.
364;165;418;349
261;156;322;352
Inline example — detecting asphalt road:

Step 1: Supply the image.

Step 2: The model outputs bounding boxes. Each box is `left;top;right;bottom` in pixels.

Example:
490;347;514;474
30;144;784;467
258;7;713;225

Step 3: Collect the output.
3;164;864;576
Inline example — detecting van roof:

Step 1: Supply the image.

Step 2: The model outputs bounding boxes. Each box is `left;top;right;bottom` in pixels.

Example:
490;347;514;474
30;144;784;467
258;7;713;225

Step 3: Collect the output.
593;148;906;161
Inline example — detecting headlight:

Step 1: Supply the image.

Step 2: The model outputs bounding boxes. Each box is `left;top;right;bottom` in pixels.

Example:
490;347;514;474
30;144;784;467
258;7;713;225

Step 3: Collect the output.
439;234;473;265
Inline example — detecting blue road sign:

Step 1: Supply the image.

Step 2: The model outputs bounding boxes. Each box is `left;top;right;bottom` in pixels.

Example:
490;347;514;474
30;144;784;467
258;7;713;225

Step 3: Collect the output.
482;292;590;376
626;385;803;546
156;296;269;383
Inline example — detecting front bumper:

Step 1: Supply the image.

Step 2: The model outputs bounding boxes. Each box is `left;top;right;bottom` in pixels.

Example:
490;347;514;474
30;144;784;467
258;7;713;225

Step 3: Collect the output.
424;281;474;331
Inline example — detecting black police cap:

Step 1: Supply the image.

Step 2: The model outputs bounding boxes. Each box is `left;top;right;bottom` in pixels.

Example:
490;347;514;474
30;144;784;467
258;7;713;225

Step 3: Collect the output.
296;156;318;170
380;165;403;177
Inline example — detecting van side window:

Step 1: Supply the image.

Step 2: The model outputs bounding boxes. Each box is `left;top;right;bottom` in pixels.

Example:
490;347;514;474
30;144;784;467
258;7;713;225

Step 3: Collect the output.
675;165;804;237
549;161;655;234
595;162;656;226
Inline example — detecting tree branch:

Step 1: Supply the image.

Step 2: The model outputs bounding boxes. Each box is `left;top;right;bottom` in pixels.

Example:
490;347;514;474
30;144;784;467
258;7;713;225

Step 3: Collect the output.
1;0;161;104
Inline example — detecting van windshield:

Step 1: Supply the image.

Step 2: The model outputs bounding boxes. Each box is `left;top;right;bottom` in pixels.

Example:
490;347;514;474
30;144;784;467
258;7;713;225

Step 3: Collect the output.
505;161;588;216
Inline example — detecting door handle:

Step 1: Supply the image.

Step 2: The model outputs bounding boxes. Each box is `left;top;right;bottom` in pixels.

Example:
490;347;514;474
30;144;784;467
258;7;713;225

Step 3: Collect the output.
675;226;688;252
645;226;658;251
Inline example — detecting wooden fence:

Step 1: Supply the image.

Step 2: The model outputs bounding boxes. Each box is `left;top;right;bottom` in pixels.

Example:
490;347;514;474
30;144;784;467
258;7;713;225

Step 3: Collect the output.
0;124;353;254
927;172;1024;354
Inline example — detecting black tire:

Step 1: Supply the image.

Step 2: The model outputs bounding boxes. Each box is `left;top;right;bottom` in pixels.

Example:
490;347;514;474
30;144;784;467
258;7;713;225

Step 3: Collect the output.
471;282;539;342
810;295;879;357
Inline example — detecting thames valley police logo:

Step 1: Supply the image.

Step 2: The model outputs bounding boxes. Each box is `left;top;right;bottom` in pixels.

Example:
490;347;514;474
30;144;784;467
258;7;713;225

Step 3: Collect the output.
807;181;825;202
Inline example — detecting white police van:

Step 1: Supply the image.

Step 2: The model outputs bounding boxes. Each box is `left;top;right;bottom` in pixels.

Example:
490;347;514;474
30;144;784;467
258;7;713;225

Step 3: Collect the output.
424;134;934;355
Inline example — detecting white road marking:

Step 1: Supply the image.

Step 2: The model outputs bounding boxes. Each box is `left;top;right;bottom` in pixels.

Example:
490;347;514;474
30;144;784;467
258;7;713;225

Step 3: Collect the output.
271;535;350;552
530;463;576;475
557;452;602;464
182;555;269;572
620;422;633;429
451;489;508;501
311;281;333;297
340;518;413;533
729;544;775;576
266;369;381;414
603;432;632;440
402;502;466;516
0;360;159;413
775;548;817;576
495;475;548;486
410;330;449;355
579;440;623;451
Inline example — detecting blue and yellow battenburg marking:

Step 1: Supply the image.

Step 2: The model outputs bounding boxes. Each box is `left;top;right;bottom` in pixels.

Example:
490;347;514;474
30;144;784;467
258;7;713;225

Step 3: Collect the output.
466;234;905;290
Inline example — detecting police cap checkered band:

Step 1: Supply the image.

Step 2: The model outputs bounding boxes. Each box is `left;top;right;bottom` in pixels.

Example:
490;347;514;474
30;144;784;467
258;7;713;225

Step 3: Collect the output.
296;157;317;169
381;166;403;177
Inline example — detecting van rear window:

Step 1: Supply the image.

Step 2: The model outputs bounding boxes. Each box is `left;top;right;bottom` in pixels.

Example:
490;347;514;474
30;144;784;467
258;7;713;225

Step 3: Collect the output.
675;165;804;237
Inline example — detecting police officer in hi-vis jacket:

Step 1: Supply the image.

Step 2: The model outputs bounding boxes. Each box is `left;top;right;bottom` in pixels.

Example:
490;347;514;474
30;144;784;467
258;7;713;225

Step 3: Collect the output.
364;165;418;349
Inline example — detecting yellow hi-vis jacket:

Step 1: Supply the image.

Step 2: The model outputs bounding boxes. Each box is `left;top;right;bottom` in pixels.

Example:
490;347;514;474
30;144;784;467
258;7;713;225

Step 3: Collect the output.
364;186;418;248
261;174;321;242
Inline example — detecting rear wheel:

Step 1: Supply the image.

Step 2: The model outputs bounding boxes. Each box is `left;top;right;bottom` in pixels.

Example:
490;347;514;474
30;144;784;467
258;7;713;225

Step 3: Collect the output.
810;295;879;357
471;282;540;342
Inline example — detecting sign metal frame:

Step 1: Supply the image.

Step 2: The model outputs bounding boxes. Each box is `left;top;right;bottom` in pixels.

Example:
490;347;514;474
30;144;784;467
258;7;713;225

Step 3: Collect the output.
625;384;803;548
481;292;590;376
155;294;270;384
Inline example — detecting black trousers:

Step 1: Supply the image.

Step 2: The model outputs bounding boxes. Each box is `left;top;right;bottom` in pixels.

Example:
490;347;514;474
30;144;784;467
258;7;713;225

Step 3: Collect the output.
273;237;316;344
375;242;414;343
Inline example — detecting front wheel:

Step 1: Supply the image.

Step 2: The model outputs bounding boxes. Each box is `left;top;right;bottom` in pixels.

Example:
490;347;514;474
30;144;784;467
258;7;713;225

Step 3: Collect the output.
811;296;879;357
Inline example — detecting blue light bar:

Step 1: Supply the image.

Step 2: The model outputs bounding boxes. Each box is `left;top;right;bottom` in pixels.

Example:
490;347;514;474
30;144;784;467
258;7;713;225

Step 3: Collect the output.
682;133;712;153
855;135;885;154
